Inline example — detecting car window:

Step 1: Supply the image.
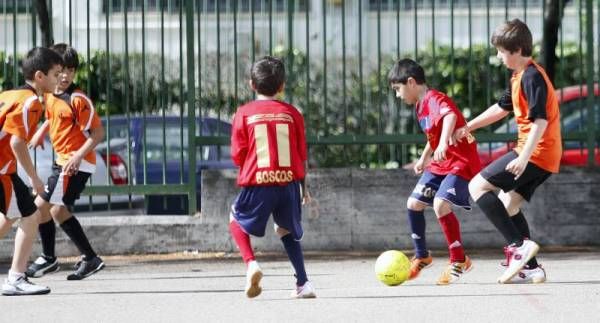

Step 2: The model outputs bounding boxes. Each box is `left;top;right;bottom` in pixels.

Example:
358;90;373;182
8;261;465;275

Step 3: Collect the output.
145;122;202;162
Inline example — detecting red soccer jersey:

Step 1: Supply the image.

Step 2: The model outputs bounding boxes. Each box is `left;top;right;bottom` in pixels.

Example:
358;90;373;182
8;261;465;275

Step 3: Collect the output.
416;89;482;180
231;100;307;186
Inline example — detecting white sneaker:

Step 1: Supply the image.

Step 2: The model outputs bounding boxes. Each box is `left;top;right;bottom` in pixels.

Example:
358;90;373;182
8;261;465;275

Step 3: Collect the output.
2;276;51;296
245;261;263;298
507;266;547;284
291;281;316;299
498;240;540;284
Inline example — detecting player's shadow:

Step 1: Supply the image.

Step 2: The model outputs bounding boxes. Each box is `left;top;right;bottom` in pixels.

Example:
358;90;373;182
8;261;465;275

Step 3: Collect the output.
59;287;290;296
87;273;331;282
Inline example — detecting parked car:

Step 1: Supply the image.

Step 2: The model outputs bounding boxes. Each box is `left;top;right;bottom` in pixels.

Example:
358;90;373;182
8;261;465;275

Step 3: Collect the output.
18;139;133;210
99;115;234;214
478;84;600;166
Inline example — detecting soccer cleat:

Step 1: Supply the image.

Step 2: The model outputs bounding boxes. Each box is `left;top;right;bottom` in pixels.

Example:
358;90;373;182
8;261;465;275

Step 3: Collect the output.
66;256;105;280
497;240;540;284
436;256;473;285
245;260;263;298
291;281;316;299
507;265;546;284
1;276;51;296
408;254;433;280
25;256;60;278
500;246;510;267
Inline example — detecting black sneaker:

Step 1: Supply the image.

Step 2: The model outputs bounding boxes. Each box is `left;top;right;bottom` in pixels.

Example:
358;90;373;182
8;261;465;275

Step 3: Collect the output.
66;256;105;280
25;256;60;278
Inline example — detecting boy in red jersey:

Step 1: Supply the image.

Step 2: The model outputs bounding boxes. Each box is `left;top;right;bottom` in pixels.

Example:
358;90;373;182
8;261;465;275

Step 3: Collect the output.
454;19;560;284
388;58;482;285
25;44;105;280
229;56;315;298
0;47;62;295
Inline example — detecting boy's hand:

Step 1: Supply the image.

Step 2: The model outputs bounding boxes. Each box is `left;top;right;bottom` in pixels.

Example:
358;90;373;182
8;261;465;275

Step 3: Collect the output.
413;157;426;175
505;155;528;180
63;153;83;176
30;175;44;196
28;132;45;150
302;190;312;205
433;143;448;162
452;126;469;143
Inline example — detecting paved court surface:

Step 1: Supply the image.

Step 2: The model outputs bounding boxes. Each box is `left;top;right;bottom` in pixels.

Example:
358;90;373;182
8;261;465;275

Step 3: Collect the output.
1;250;599;323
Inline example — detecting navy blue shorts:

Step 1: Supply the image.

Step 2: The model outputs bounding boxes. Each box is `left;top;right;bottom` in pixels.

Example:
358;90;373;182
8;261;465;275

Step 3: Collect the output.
231;181;303;241
410;171;471;210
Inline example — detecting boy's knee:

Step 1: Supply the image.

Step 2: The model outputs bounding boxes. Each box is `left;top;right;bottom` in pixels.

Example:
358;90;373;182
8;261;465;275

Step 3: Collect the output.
274;224;290;237
433;198;451;216
407;197;426;211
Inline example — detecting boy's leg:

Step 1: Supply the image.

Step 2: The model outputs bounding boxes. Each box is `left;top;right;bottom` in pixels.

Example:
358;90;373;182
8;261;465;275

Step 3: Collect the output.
25;197;59;279
471;152;545;283
2;175;50;296
276;226;308;286
228;215;255;264
0;215;15;239
36;196;56;258
498;191;539;269
433;199;465;263
406;198;428;259
24;198;60;278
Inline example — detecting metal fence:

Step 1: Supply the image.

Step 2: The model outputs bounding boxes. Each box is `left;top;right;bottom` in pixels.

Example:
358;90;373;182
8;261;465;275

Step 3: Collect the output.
1;0;598;215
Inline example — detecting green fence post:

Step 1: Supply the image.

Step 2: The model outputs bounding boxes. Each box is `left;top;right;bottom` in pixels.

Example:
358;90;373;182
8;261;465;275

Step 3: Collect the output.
186;0;197;215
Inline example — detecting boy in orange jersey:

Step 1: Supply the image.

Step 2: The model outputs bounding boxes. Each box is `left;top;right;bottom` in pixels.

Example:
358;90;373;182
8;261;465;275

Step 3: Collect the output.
454;19;561;284
0;47;62;295
25;44;105;280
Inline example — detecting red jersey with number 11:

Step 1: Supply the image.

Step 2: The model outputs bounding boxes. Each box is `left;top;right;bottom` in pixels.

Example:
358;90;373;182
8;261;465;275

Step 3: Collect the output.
231;100;307;187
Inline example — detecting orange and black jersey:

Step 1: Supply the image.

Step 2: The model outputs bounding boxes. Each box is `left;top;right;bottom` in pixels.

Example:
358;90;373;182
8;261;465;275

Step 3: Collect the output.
44;84;101;173
497;60;562;173
0;84;43;175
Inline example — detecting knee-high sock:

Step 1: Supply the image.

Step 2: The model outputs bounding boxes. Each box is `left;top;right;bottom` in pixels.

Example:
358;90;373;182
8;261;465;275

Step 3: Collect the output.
475;192;522;246
60;217;97;260
281;234;308;286
438;212;465;263
407;209;428;258
38;219;56;258
229;220;255;264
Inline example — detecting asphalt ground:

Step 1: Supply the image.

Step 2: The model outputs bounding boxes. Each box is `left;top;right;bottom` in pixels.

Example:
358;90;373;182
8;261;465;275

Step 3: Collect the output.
1;249;599;323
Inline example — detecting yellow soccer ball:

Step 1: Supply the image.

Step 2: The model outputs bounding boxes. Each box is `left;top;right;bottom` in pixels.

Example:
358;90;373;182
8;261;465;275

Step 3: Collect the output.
375;250;411;286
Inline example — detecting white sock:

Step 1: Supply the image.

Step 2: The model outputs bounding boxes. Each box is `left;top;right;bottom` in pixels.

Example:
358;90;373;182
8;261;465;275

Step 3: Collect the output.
8;270;24;283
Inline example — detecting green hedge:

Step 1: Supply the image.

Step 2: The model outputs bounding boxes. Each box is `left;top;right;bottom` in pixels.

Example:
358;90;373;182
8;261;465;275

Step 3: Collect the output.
0;43;589;166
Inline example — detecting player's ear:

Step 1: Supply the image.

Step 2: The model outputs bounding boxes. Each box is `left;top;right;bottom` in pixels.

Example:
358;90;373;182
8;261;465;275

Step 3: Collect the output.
33;70;45;82
248;79;256;90
277;83;285;94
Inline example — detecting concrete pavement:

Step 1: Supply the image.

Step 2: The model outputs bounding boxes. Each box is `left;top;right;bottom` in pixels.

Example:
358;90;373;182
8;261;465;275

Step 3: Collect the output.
1;250;599;323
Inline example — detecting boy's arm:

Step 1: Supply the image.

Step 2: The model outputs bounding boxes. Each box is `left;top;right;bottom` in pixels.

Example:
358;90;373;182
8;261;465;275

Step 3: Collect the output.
433;113;457;162
453;104;510;142
10;135;44;195
301;160;310;205
505;118;548;179
230;113;248;166
414;142;432;175
63;125;105;176
28;119;50;149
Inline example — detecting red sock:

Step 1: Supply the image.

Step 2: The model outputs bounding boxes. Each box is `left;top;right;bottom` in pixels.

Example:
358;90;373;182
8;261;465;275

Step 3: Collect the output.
438;212;465;263
229;220;255;264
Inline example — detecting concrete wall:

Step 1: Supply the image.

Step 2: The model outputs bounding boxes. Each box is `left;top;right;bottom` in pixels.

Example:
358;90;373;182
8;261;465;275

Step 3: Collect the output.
1;167;599;261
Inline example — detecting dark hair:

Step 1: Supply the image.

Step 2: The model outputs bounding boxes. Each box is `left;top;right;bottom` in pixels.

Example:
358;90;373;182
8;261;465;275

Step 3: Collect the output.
491;18;533;56
250;56;285;96
49;43;79;69
21;47;63;81
387;58;426;85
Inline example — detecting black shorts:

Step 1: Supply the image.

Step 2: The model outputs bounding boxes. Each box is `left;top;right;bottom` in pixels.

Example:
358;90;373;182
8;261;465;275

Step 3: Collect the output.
39;163;91;207
0;174;37;218
480;150;552;201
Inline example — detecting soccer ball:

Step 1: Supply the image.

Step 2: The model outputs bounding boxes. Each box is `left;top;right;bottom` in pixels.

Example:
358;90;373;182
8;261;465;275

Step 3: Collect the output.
375;250;411;286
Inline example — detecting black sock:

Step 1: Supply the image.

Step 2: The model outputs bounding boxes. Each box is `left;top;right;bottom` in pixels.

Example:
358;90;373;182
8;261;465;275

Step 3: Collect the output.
60;217;97;260
475;192;523;246
511;211;538;268
39;219;56;259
